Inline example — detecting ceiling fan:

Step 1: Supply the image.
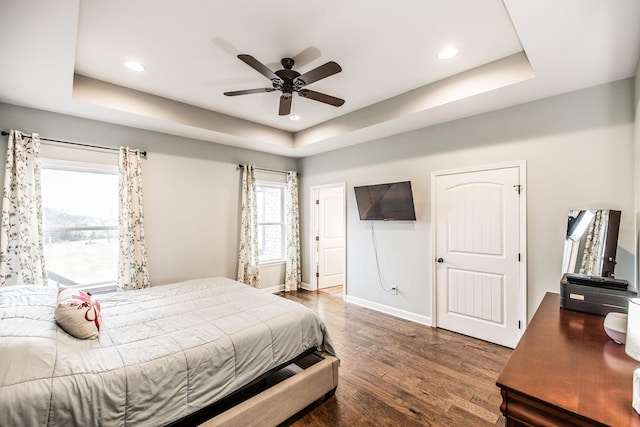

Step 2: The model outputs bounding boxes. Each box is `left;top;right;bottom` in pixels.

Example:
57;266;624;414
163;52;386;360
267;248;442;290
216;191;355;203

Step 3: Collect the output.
224;54;345;116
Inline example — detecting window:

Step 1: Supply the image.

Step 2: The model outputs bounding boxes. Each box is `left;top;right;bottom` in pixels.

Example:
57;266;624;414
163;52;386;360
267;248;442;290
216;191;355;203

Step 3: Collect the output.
41;162;119;293
256;183;285;263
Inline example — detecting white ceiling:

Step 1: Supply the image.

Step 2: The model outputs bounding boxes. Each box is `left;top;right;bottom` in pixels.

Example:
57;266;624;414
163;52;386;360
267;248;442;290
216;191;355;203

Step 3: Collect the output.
1;0;639;157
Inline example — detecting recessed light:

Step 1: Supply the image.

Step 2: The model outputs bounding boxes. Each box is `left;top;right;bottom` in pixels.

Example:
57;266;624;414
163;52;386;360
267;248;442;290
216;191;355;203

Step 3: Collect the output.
124;61;146;72
438;47;458;60
289;114;300;121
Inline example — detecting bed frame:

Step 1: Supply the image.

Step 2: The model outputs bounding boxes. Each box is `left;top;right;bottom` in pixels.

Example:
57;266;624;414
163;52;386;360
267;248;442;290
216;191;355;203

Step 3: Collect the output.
168;351;339;426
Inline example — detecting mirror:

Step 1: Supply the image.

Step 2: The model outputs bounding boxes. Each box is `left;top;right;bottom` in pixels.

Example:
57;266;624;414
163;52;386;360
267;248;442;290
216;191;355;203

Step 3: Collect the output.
562;209;621;278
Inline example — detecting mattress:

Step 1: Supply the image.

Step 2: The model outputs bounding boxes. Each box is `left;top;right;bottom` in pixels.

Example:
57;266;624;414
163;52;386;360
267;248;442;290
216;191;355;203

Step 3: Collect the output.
0;277;335;426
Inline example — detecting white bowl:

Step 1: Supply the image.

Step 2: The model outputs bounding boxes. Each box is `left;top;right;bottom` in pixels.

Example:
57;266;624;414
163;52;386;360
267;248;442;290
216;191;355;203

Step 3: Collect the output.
604;312;628;344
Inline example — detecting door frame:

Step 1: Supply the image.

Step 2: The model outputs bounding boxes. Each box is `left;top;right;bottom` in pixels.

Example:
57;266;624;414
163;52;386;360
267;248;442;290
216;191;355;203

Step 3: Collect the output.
309;183;347;296
430;161;528;335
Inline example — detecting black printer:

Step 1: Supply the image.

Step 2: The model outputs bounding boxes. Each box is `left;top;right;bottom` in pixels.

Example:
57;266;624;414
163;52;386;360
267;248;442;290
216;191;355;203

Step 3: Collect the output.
560;273;636;316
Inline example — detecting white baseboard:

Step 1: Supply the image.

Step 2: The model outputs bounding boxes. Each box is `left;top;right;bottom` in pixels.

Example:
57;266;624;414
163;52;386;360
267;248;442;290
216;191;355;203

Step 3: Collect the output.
300;282;314;291
345;295;432;326
267;284;431;327
264;283;319;293
263;284;285;294
263;283;317;293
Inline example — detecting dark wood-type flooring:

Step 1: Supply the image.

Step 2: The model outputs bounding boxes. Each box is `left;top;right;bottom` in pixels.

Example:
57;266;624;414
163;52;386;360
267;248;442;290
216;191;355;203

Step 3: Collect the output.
278;286;513;427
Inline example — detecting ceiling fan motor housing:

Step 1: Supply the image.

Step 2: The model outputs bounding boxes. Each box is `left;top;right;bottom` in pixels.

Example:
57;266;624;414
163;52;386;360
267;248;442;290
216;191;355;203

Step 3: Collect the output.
281;58;295;69
275;69;301;84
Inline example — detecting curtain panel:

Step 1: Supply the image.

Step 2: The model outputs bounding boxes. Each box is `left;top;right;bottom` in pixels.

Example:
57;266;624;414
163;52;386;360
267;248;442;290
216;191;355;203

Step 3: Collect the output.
237;165;260;287
284;171;301;292
118;147;150;291
0;130;47;286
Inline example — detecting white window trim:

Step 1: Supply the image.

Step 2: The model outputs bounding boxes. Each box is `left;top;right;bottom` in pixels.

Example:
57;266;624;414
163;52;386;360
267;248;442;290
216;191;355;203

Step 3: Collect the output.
41;158;119;294
42;158;118;174
256;181;286;265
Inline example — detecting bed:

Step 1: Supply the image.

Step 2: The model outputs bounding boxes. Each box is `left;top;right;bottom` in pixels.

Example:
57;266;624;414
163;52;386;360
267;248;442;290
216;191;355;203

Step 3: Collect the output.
0;277;338;426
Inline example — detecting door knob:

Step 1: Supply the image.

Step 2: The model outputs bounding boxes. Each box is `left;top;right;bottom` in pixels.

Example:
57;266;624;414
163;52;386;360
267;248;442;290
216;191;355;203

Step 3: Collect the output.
436;258;444;263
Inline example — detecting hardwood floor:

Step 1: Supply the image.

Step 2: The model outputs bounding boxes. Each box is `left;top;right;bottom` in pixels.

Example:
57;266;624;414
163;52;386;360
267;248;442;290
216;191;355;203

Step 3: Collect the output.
278;288;512;427
318;285;344;298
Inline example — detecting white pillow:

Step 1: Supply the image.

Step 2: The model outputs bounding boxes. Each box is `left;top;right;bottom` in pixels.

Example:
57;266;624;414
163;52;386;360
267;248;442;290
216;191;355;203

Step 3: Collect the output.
55;287;102;339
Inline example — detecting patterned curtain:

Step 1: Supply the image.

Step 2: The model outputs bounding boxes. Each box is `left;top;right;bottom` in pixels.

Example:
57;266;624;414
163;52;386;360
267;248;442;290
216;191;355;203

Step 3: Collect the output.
284;171;301;292
0;130;47;286
579;209;608;275
118;147;150;291
237;165;260;287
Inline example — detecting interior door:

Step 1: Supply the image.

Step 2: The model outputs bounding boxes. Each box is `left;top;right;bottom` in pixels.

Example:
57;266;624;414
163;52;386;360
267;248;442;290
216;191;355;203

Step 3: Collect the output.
316;186;345;289
434;165;523;348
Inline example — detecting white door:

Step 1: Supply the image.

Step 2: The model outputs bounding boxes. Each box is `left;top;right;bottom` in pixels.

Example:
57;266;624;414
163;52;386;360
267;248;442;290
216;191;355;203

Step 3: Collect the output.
434;165;524;348
315;186;345;289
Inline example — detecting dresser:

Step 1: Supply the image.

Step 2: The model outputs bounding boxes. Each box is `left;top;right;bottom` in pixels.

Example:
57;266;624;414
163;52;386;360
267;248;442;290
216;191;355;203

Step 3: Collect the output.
496;292;640;426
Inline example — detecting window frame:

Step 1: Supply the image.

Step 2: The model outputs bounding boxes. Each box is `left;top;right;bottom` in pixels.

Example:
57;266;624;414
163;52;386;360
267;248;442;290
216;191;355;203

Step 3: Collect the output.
256;180;286;265
41;158;119;294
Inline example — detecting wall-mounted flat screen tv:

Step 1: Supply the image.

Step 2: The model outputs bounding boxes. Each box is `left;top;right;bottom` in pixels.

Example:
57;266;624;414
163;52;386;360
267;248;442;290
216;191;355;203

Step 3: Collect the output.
354;181;416;221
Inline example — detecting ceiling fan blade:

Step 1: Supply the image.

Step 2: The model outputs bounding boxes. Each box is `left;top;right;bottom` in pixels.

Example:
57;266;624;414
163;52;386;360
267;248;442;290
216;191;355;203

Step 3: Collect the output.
298;89;345;107
237;54;279;81
279;95;292;116
295;61;342;87
224;88;276;96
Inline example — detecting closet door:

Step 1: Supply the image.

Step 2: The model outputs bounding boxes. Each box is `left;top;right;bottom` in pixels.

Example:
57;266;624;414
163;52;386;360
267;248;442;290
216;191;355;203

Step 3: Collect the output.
433;164;525;348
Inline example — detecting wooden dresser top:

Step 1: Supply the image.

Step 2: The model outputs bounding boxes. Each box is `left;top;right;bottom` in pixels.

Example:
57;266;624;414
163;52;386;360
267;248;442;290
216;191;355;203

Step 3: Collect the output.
496;292;640;426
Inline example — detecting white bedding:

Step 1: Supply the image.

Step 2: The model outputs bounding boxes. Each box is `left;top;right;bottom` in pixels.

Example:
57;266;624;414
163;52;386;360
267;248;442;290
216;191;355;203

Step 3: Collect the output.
0;277;335;426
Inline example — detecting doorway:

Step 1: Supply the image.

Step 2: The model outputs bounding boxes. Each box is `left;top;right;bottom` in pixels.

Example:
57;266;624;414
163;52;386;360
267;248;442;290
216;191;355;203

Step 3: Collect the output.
310;184;346;296
432;162;527;348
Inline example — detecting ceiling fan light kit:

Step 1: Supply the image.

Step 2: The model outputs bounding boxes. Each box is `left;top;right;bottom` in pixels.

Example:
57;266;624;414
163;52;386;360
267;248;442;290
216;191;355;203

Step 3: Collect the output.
224;54;345;116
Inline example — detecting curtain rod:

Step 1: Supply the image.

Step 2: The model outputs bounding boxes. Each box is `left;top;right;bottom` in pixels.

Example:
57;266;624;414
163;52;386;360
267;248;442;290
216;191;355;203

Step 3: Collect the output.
1;131;147;158
237;164;297;175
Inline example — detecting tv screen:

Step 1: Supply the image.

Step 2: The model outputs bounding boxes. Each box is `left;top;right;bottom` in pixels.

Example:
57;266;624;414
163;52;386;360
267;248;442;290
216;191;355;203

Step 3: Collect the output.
354;181;416;221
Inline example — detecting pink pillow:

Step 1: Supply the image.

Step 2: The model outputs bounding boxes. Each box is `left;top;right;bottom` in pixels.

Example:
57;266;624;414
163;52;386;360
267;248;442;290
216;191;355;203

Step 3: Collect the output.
54;288;102;339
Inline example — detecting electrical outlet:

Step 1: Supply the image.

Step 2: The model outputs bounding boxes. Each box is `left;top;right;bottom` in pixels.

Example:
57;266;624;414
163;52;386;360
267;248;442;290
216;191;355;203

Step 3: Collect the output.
391;286;398;295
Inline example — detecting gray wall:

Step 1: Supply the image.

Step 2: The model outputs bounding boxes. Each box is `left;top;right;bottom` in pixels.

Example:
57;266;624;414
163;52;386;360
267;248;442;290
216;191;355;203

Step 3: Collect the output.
1;77;636;321
635;60;640;286
0;103;297;288
635;59;640;109
300;78;636;322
